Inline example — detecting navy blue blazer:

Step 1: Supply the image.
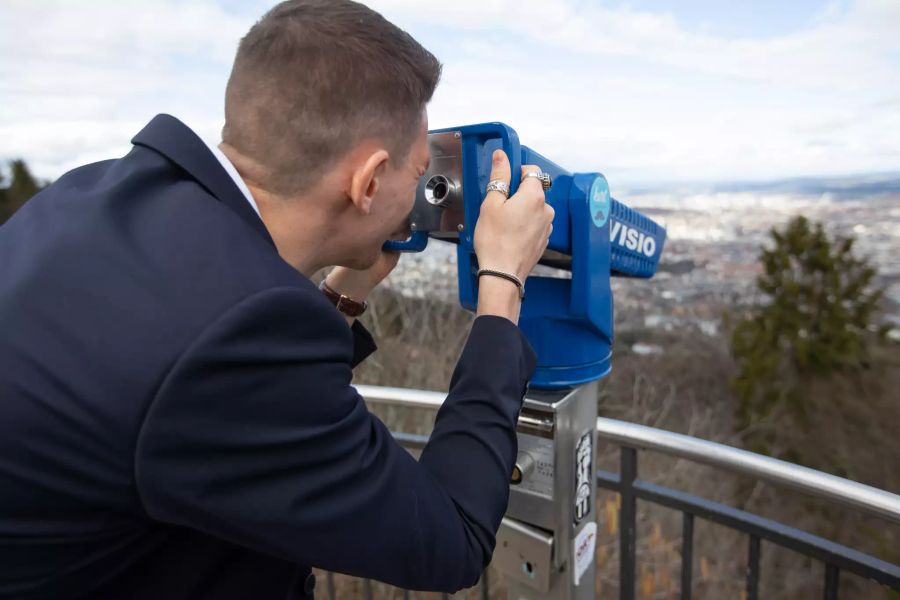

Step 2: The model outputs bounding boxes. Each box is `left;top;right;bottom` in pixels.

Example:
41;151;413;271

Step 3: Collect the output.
0;115;536;599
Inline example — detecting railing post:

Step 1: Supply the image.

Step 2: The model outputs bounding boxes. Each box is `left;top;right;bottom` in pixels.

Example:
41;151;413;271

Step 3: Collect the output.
824;564;840;600
620;446;638;600
681;512;694;600
746;536;760;600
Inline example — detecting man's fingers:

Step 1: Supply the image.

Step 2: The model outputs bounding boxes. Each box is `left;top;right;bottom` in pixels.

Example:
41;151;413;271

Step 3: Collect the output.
519;165;547;199
484;156;546;205
491;150;511;184
485;150;511;203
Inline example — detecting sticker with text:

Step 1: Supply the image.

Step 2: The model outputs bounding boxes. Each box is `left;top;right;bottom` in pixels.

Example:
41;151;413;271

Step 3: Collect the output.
573;521;597;586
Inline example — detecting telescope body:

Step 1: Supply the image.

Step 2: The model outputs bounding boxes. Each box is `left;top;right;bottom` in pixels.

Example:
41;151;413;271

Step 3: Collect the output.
386;123;666;389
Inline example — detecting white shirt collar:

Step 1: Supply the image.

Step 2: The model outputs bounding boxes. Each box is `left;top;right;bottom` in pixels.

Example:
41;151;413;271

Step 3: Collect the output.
185;119;262;217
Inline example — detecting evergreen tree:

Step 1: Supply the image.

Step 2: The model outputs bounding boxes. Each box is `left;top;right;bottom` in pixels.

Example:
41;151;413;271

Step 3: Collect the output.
730;216;889;453
0;159;44;225
0;169;6;221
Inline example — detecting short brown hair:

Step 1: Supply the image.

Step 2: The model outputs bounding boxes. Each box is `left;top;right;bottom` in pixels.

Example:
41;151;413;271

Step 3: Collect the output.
222;0;442;195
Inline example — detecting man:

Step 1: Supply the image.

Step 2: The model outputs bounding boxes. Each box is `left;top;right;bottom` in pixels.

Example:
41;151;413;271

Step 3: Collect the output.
0;1;554;598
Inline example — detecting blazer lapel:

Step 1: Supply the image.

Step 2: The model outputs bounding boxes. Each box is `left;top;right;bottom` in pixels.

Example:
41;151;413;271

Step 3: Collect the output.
131;114;275;247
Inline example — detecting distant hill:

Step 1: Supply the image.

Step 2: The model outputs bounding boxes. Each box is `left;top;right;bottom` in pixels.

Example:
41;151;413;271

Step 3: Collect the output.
624;172;900;200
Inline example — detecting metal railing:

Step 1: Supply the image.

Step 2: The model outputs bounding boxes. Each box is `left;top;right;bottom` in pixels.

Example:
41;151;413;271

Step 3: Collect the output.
347;385;900;599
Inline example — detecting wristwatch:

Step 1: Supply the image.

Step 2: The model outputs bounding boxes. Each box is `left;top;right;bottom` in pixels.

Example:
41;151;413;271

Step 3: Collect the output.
318;279;368;317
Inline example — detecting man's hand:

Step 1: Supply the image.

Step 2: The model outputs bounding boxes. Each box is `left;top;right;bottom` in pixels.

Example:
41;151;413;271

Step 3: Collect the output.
473;150;554;324
324;251;401;325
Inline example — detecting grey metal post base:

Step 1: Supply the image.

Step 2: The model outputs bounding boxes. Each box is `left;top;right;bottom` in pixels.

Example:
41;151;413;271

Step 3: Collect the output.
493;382;599;600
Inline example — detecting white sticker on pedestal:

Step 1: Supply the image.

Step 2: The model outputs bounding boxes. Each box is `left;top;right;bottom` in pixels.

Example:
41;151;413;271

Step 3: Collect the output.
573;521;597;586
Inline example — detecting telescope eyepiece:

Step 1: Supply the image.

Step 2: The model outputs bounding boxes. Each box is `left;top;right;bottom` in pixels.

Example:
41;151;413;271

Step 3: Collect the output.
424;174;452;206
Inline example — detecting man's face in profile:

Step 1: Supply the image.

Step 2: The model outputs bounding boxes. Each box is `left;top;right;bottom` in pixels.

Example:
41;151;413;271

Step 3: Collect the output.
354;113;430;268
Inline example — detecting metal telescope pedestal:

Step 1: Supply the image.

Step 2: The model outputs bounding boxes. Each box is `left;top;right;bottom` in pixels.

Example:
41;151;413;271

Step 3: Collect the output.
493;382;599;600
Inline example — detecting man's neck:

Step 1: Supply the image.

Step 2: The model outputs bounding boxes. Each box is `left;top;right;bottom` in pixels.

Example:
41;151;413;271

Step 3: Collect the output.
218;142;339;278
246;182;339;277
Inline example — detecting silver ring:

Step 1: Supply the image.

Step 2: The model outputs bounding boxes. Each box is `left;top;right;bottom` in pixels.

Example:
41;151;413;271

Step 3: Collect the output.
485;179;510;198
522;170;552;191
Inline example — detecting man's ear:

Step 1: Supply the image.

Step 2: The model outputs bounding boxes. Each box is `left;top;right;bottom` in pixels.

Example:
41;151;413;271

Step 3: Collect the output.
348;148;390;215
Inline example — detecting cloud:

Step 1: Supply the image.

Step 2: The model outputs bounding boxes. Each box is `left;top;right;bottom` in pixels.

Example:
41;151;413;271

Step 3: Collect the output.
1;0;898;185
371;0;899;89
0;0;253;177
370;0;900;182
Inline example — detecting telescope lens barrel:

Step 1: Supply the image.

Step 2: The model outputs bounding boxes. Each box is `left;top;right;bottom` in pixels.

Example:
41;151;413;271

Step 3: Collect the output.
608;198;665;278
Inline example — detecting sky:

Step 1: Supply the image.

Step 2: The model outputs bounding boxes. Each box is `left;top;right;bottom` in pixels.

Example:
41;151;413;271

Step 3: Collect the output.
1;0;899;187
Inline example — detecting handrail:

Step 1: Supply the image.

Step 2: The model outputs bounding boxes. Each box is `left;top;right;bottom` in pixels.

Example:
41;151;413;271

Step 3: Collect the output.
357;385;446;410
596;418;900;525
357;384;900;525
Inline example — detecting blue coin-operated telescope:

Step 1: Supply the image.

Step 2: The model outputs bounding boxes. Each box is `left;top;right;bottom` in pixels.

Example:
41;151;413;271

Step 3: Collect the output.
386;123;666;597
386;122;666;390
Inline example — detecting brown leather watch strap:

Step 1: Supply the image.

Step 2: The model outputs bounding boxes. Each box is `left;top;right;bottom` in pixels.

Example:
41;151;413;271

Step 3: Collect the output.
318;279;368;317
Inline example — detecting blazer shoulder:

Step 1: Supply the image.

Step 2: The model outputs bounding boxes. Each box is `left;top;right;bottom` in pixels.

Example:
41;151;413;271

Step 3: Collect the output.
177;284;355;370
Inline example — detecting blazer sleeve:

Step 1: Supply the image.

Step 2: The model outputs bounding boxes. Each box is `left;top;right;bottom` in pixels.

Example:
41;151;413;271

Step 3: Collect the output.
134;286;536;593
350;319;376;367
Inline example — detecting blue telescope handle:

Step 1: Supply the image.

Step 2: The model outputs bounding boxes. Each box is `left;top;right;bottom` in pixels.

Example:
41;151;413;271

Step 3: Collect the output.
384;231;428;252
382;123;522;253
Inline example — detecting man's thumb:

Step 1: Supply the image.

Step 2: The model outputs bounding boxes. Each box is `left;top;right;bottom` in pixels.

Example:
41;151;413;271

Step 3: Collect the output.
485;149;511;201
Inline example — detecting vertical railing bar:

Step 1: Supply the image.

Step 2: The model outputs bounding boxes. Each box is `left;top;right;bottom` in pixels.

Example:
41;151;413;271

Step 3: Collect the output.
747;535;761;600
620;446;638;600
364;578;373;600
441;594;449;600
327;572;335;600
824;564;840;600
481;568;490;600
681;512;694;600
402;588;410;600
